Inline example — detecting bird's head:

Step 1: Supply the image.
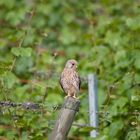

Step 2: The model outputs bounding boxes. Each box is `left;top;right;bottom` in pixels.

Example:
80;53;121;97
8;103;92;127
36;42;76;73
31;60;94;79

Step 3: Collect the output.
65;59;78;70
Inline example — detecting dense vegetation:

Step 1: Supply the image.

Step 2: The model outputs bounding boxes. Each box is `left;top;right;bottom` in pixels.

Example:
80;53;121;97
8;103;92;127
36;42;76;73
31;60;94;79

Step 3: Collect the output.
0;0;140;139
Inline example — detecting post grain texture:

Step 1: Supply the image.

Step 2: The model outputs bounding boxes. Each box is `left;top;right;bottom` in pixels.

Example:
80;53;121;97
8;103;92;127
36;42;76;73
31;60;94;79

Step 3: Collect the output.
88;74;99;137
50;96;80;140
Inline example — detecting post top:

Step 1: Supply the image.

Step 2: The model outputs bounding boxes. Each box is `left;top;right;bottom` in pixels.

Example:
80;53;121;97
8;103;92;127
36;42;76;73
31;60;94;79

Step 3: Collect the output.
63;97;80;111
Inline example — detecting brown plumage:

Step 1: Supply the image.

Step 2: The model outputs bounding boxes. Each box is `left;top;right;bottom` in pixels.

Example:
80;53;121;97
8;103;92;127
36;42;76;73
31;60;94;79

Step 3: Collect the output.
60;59;81;98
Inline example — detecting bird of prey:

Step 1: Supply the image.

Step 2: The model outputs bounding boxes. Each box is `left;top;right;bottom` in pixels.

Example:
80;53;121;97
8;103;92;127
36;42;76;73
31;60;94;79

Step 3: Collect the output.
60;59;81;99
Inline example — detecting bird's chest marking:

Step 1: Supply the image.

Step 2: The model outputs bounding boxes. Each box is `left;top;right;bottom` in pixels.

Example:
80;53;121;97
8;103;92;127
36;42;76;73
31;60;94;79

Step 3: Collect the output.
62;70;78;90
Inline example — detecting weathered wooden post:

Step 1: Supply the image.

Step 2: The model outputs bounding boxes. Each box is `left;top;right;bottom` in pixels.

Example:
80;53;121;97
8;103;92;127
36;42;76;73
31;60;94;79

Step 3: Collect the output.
50;96;80;140
88;74;99;137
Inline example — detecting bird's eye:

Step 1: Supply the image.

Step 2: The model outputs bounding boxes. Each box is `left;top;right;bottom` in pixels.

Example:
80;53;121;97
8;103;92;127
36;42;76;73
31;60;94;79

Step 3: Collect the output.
72;63;74;65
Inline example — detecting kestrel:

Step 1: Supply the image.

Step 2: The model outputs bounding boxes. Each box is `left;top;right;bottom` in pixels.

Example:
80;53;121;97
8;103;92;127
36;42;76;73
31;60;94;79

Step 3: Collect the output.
60;59;81;99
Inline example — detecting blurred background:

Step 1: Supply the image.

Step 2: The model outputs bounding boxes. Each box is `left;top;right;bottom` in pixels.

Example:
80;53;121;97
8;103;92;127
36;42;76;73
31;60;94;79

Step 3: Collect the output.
0;0;140;139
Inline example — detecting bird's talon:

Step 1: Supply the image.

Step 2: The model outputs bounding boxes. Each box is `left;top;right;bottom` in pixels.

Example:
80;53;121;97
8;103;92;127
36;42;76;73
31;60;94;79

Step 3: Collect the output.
65;95;71;98
73;96;79;99
64;96;68;99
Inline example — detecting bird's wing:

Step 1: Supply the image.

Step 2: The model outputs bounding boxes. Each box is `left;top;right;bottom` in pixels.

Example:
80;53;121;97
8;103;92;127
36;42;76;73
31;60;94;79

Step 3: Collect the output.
78;75;81;90
72;72;81;91
59;73;64;91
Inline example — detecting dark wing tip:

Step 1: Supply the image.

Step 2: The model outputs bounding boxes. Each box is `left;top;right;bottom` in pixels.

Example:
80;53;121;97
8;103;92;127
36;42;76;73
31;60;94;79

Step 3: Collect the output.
59;74;64;91
78;76;81;90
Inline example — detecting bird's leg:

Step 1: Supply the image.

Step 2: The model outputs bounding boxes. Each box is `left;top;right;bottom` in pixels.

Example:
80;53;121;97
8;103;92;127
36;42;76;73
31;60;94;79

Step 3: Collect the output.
73;95;76;99
65;94;71;98
73;94;79;99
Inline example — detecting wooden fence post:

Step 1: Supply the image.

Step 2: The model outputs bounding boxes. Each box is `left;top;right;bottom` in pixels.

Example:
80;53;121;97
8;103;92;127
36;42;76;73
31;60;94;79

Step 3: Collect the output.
50;96;80;140
88;74;99;137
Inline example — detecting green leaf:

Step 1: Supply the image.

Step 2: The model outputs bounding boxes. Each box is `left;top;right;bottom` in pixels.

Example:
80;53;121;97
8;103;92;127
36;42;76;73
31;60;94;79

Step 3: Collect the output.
59;28;76;45
122;73;133;90
125;129;140;140
125;17;140;30
114;50;126;62
134;74;140;83
46;93;63;104
20;48;32;57
11;47;32;57
134;58;140;69
79;126;95;133
109;120;124;137
109;97;128;116
114;50;130;68
2;71;19;88
105;31;122;47
131;92;140;107
11;47;20;56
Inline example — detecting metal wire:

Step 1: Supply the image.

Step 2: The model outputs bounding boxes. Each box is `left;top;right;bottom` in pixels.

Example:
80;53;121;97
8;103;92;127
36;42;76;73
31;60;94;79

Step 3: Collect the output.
0;101;139;116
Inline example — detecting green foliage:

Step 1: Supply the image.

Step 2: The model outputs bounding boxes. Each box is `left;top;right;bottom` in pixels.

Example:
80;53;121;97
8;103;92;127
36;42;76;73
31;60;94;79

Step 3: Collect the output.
0;0;140;139
11;47;32;57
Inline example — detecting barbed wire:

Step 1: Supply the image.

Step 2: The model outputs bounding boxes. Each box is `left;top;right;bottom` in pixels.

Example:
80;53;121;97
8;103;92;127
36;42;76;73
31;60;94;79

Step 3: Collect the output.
0;100;139;130
0;101;40;110
0;101;139;116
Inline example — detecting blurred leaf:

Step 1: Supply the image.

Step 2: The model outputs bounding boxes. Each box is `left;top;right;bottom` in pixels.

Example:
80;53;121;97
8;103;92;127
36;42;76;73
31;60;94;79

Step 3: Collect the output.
79;126;95;133
109;97;128;116
11;47;20;56
134;58;140;69
109;120;124;137
46;93;63;105
59;28;76;45
105;31;122;47
125;17;140;30
125;129;140;140
15;57;34;75
2;71;19;88
11;47;32;57
134;74;140;83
